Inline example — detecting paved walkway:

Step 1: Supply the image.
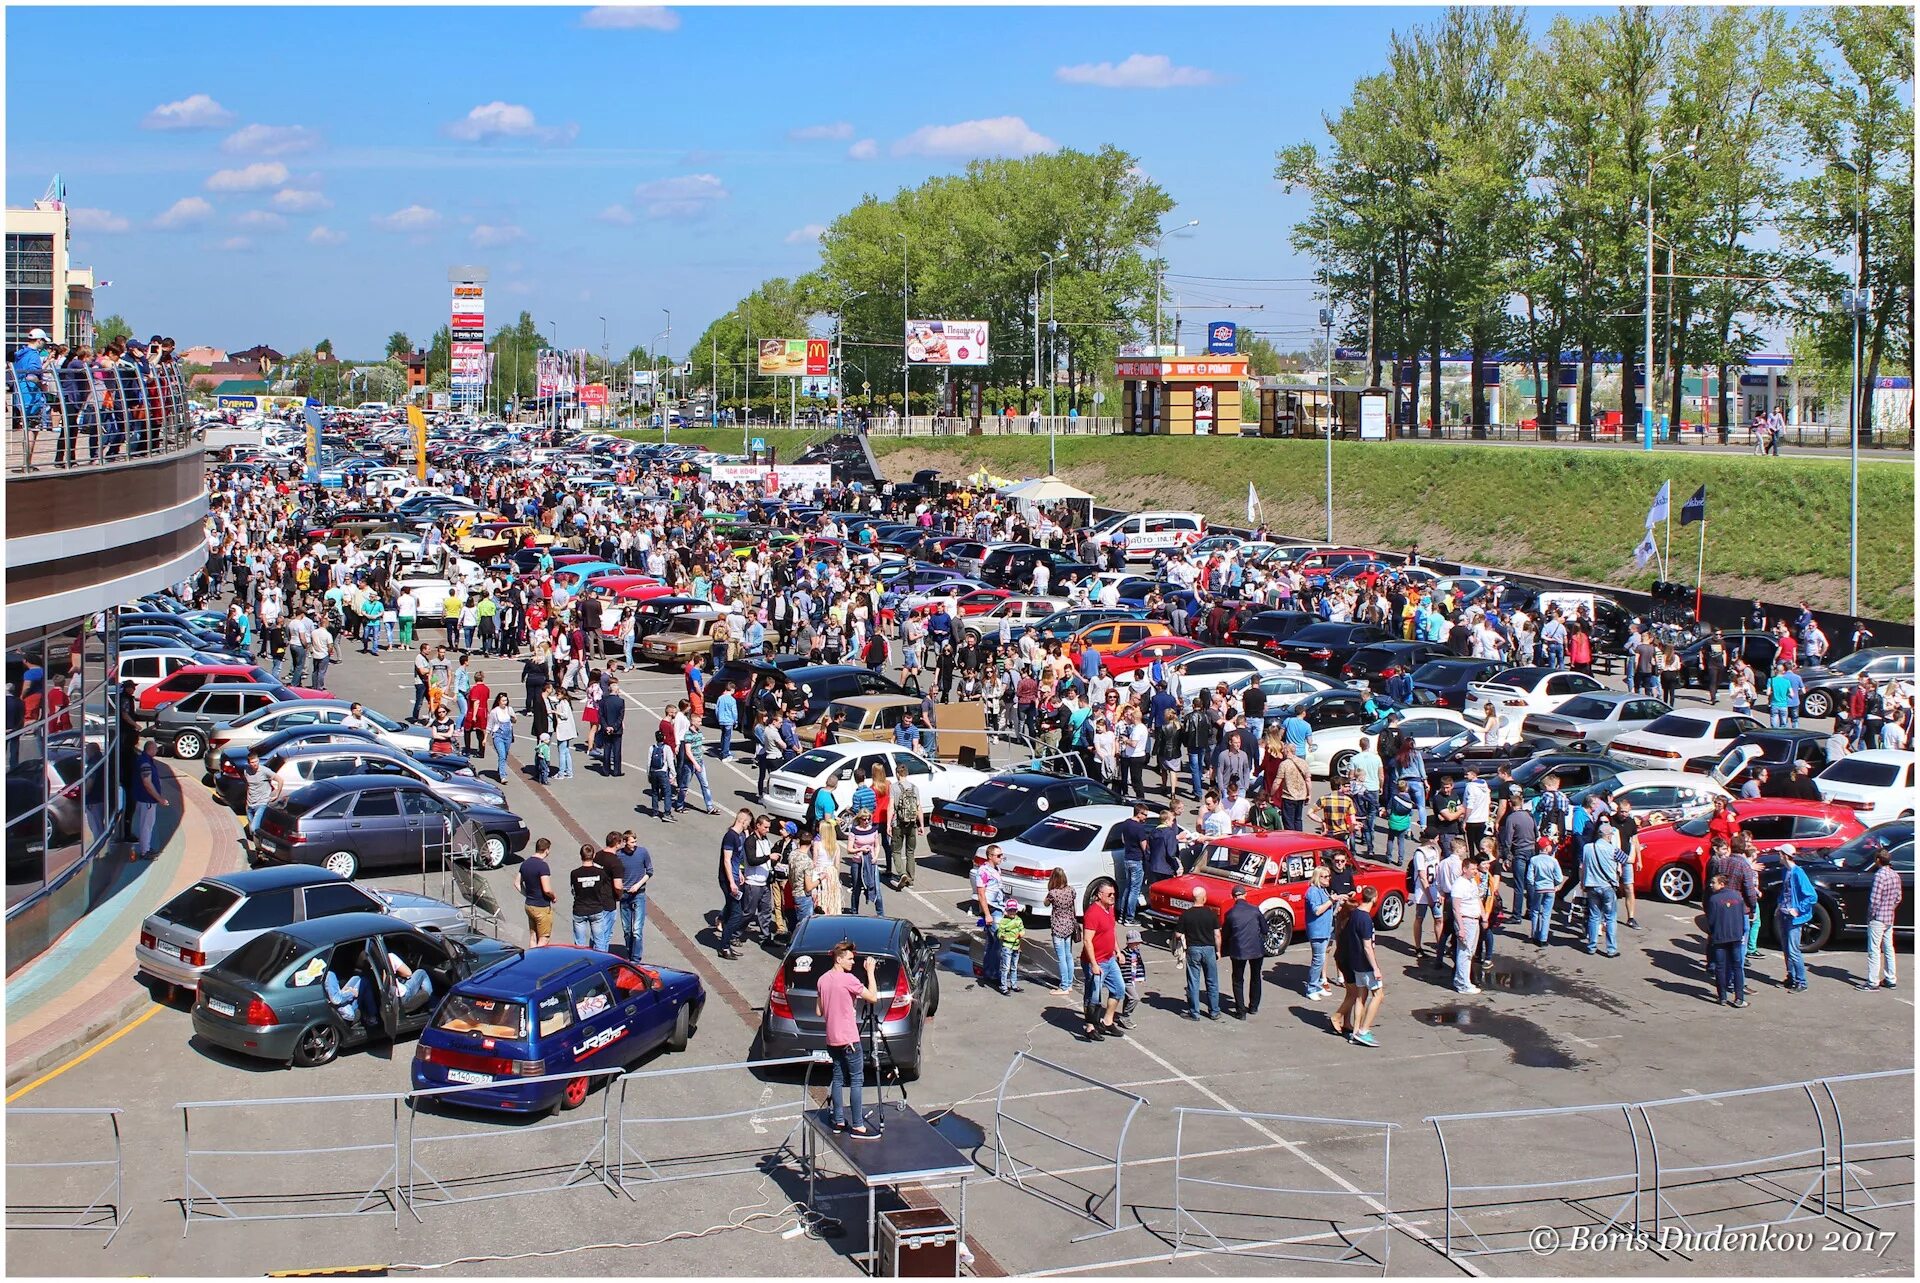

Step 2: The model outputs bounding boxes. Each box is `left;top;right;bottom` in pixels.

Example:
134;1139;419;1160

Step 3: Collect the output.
5;763;241;1089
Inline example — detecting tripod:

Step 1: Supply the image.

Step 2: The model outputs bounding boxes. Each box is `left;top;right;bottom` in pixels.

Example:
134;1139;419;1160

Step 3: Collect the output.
861;995;909;1133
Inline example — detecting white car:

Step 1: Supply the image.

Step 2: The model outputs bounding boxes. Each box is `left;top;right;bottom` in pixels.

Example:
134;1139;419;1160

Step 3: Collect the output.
1136;648;1297;703
762;742;989;825
1571;769;1732;824
1463;666;1607;721
1082;510;1207;563
1308;708;1477;780
205;699;433;763
1813;750;1917;827
1226;668;1344;711
978;804;1137;918
1609;708;1765;771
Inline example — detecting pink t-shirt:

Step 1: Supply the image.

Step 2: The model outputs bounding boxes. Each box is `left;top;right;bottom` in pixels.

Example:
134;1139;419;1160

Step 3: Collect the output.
817;968;866;1048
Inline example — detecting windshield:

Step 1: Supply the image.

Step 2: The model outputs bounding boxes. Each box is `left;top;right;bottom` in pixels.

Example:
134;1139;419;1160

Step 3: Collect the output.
1827;822;1914;871
1014;818;1102;851
1828;650;1881;675
1289;623;1351;644
1819;759;1903;788
1673;814;1714;837
780;749;842;781
1641;714;1713;739
1433;730;1477;756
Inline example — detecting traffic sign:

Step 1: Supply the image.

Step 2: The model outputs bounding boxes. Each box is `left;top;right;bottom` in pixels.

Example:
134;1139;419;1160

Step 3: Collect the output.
751;437;766;452
862;382;871;393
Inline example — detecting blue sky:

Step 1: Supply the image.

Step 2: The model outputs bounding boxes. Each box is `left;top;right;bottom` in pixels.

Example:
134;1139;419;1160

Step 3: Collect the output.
9;4;1549;360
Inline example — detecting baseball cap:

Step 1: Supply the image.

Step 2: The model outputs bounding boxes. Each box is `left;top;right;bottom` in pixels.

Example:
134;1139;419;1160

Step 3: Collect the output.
26;328;48;341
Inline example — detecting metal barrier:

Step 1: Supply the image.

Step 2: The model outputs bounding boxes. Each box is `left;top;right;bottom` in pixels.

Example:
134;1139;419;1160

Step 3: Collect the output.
1636;1081;1831;1236
403;1067;629;1213
990;1050;1148;1242
6;361;199;475
613;1053;826;1188
179;1091;405;1234
1427;1101;1644;1260
1820;1068;1915;1216
5;1107;127;1244
1169;1107;1394;1272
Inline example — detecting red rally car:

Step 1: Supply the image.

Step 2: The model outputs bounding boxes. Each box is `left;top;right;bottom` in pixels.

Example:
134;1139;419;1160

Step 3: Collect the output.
1628;798;1867;904
1142;831;1408;957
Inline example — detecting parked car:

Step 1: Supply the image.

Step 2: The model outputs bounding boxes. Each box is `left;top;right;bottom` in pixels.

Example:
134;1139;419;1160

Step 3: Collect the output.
959;595;1058;644
1795;648;1918;720
1102;635;1205;680
253;775;530;877
1523;692;1672;749
1463;666;1607;723
761;743;987;825
1758;819;1913;952
1677;631;1780;690
1567;770;1731;825
413;946;704;1114
927;772;1126;863
1812;750;1917;827
136;663;323;717
1340;640;1455;690
1610;708;1766;772
1691;728;1838;787
1631;799;1867;904
191;913;519;1067
638;611;723;665
803;695;927;745
1231;611;1321;657
263;741;504;808
982;805;1137;918
1142;831;1406;956
1132;647;1295;704
1409;657;1505;711
759;914;939;1080
1270;622;1396;675
204;698;433;765
137;866;467;991
1069;618;1173;657
151;684;287;759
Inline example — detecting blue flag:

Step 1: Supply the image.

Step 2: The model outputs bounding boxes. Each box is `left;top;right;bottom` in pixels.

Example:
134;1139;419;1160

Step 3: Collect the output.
1679;485;1706;526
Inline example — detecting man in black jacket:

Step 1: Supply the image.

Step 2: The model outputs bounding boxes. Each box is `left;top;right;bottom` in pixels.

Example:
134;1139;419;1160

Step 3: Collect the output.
597;678;627;776
1222;885;1266;1018
579;590;603;661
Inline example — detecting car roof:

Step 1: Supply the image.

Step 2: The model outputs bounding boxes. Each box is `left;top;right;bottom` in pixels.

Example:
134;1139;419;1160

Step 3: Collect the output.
830;694;921;711
273;912;413;946
1845;749;1917;765
271;740;411;760
205;865;351;893
1207;831;1350;855
283;773;432;803
1610;770;1726;787
1552;690;1642;707
1011;804;1135;828
463;943;611;994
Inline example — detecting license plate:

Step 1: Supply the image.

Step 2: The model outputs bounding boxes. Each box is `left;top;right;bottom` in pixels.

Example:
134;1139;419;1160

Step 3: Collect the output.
207;998;236;1017
1169;897;1193;910
444;1069;493;1085
939;819;972;832
162;942;184;960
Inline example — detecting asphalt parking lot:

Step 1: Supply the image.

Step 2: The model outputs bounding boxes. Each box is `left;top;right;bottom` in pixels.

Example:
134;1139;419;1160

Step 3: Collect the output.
6;648;1912;1277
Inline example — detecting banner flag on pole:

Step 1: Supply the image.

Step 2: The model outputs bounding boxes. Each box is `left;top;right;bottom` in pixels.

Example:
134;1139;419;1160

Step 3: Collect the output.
1679;485;1707;526
1247;482;1262;524
1633;531;1659;569
1644;480;1671;528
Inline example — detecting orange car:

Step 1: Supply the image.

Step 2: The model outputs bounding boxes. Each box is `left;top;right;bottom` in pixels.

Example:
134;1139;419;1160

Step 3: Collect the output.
1069;617;1172;657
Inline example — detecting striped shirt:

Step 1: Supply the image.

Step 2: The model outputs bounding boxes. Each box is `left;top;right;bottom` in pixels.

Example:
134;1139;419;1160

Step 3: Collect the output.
1869;865;1903;923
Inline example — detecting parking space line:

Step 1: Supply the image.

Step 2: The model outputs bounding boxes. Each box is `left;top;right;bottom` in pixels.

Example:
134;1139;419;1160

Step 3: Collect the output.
6;1005;161;1104
1019;1218;1436;1277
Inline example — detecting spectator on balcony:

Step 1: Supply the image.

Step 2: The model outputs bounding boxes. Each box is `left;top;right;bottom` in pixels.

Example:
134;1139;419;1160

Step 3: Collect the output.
114;340;150;456
11;328;50;469
58;345;97;466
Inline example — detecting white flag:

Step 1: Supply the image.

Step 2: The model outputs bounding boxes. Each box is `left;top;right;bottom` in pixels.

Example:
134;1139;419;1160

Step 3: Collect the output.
1645;480;1671;529
1247;482;1262;524
1633;531;1659;568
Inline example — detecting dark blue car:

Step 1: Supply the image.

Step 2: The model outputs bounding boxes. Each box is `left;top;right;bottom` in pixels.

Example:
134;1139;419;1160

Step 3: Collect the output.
412;946;704;1114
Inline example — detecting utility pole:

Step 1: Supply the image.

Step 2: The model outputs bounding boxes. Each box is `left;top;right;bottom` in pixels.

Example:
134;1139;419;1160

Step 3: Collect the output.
1043;250;1057;472
899;233;910;427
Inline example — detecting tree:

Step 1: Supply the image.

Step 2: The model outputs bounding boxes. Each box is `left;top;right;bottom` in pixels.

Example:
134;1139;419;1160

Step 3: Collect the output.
315;337;334;356
93;313;132;346
385;331;414;360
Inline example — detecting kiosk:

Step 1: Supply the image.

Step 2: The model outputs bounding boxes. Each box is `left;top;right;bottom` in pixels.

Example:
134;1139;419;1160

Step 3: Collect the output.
1115;355;1248;436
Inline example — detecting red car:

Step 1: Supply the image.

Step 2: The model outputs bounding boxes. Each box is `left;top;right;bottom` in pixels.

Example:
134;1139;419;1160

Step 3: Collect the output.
1631;798;1867;903
135;664;324;716
1142;831;1407;957
1291;547;1386;579
1102;634;1204;679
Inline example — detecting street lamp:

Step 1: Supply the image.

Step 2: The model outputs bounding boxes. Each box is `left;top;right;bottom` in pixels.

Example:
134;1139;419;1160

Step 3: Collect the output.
710;310;733;435
898;232;910;425
1151;219;1199;355
599;315;609;428
1040;249;1058;473
1643;142;1694;451
1835;158;1869;615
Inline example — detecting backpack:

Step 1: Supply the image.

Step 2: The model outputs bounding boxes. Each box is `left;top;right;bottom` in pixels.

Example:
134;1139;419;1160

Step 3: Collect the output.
647;742;669;777
865;633;888;665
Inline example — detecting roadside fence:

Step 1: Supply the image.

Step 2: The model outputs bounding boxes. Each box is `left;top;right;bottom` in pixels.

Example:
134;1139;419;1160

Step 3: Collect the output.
989;1050;1149;1242
6;1106;128;1244
613;1053;826;1189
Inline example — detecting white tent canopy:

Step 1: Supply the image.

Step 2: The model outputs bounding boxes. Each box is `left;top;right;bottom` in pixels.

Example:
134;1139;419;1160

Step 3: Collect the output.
997;474;1092;504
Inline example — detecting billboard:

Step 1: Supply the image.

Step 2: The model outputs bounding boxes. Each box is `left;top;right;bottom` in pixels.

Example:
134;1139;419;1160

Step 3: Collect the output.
450;281;485;404
906;320;989;366
579;383;609;408
1206;321;1238;355
801;376;840;400
758;339;808;376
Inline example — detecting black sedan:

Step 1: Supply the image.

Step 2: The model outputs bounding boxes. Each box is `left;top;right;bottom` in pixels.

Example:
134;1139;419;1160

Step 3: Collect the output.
1409;657;1504;712
1795;648;1916;721
928;772;1125;863
1682;728;1837;785
758;914;940;1081
1340;640;1455;689
1428;748;1630;795
1420;732;1567;783
1678;631;1781;689
1231;610;1319;657
1271;622;1396;674
1759;820;1913;952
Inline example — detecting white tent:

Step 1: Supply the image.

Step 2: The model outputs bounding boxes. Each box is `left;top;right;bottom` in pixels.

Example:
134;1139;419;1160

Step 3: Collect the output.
997;474;1092;505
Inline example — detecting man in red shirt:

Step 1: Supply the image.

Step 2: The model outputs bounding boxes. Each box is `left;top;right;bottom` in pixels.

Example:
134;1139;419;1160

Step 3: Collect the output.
817;940;880;1136
1079;882;1125;1041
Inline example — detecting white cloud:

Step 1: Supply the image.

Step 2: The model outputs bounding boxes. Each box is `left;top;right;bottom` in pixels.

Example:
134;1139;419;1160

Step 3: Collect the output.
206;162;290;192
632;173;728;219
470;223;526;247
222;123;322;156
219;236;253;252
595;204;636;225
892;116;1055;159
69;207;130;233
233;209;286;231
1054;53;1222;89
372;204;443;232
272;188;331;212
785;224;827;245
444;101;578;145
308;225;347;246
141;93;233;130
579;6;678;30
153;196;214;229
790;122;854;142
848;138;879;161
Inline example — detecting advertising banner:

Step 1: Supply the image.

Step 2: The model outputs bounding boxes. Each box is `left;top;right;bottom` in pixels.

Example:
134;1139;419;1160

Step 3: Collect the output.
579;383;609;407
406;405;429;478
905;320;989;366
758;339;808;376
800;376;840;400
1360;394;1389;440
707;463;833;488
806;338;830;375
1193;382;1216;428
1206;321;1238;355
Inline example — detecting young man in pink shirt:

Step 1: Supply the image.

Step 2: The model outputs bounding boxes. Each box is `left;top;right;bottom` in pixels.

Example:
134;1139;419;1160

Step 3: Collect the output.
818;940;881;1136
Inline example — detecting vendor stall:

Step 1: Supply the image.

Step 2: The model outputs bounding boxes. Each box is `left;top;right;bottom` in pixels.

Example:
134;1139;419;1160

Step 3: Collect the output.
1115;355;1248;436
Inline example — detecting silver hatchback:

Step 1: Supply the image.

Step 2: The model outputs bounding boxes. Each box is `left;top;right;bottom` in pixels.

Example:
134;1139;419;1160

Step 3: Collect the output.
136;865;467;990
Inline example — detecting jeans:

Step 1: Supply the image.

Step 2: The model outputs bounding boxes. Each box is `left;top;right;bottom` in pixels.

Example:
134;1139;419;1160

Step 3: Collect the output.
1282;798;1306;831
1121;860;1145;923
492;731;514;780
850;857;884;915
1187;750;1207;799
619;893;647;958
1185;944;1220;1017
1386;828;1412;866
1306;937;1329;994
556;738;574;776
1777;910;1808;986
312;656;331;689
1867;920;1898;986
1709;940;1747;1003
462;625;476;650
364;621;382;655
648;773;673;817
1770;704;1792;728
792;894;814;929
1528;887;1553;944
246;803;269;847
1052;934;1075;988
1351;791;1378;855
1405;777;1428;832
982;916;1004;989
683;760;713;810
1455;919;1482;991
411;679;429;721
1584;884;1618;953
827;1041;866;1129
717;724;735;760
287;645;308;687
572;910;614;952
998;941;1021;990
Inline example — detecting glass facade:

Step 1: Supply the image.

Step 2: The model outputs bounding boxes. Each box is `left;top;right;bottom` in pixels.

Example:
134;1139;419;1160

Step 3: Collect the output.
6;616;120;912
6;231;57;351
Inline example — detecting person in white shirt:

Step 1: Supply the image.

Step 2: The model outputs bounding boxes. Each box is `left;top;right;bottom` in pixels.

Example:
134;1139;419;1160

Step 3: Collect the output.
1432;836;1465;968
1461;770;1493;850
1449;851;1486;994
1098;580;1121;609
1410;836;1443;961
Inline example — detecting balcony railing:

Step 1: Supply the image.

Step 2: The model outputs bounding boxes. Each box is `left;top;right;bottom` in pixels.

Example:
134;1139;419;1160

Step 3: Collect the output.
6;360;200;476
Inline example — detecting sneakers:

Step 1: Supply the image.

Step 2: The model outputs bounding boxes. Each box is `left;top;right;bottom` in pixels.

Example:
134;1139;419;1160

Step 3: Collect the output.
1349;1030;1379;1048
1455;983;1482;995
1730;998;1749;1009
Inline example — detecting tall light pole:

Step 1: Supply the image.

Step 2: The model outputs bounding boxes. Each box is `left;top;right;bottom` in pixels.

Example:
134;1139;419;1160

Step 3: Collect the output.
1642;144;1693;451
1836;158;1868;614
898;232;910;425
833;291;865;434
1151;219;1199;355
661;307;672;435
1041;249;1057;472
710;310;732;432
1321;203;1335;542
598;315;609;428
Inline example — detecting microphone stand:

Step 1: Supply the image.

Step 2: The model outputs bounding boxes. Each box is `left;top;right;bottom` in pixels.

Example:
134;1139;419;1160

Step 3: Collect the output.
862;991;909;1132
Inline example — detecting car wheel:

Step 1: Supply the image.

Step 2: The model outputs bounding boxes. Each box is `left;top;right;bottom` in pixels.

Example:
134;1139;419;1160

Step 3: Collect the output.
482;834;509;869
1653;862;1697;904
322;849;359;880
559;1075;591;1110
666;1003;692;1052
923;973;940;1019
291;1022;340;1068
1261;907;1294;958
1374;892;1407;931
1083;876;1115;914
1801;690;1833;720
1328;751;1354;781
172;730;205;760
1800;901;1835;954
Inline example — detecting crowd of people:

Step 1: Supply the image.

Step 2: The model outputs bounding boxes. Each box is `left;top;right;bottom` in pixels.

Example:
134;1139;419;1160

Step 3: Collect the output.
7;328;188;468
